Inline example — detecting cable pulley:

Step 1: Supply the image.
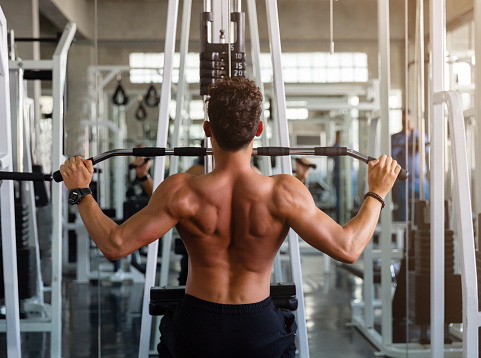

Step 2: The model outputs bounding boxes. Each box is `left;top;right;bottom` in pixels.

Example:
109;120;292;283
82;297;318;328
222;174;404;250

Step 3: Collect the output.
135;96;147;121
112;76;129;106
144;84;160;107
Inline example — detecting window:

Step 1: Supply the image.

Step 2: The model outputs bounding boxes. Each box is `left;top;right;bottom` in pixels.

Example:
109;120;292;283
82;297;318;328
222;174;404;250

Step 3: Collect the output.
129;52;200;84
130;51;369;84
260;52;368;83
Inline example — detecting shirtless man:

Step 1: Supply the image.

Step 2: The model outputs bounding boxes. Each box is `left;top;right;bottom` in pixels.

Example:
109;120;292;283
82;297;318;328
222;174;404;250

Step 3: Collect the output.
60;77;400;357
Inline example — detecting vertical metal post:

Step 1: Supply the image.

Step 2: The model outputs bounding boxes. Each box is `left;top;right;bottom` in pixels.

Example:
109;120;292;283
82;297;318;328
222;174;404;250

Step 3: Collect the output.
364;117;380;328
246;0;281;282
152;1;192;351
474;0;481;248
203;0;214;174
9;69;23;173
139;1;179;357
246;0;271;177
429;0;446;355
0;7;21;357
265;0;309;356
170;0;192;176
377;0;393;345
51;22;76;358
417;0;426;200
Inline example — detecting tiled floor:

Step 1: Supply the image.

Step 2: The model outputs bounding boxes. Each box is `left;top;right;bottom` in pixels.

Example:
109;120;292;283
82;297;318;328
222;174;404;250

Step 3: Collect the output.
1;254;379;357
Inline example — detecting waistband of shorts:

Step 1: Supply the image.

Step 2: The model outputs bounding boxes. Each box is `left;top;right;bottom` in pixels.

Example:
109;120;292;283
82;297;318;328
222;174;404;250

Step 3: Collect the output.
182;294;274;316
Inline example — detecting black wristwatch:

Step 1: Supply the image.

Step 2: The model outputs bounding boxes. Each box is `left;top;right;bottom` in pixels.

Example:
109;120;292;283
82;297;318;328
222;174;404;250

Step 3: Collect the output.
69;188;92;205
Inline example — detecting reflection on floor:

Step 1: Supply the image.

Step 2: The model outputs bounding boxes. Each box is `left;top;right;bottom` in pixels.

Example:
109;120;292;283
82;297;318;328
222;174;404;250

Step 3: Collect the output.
0;255;378;357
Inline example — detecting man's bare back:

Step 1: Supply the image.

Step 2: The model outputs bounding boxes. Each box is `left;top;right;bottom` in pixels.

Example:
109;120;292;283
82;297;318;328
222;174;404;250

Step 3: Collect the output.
172;167;290;304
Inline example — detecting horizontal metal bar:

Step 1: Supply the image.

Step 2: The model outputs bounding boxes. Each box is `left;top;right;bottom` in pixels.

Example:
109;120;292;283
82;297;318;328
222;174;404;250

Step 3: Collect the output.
0;321;52;332
9;60;54;70
6;146;408;183
14;37;58;43
91;148;133;164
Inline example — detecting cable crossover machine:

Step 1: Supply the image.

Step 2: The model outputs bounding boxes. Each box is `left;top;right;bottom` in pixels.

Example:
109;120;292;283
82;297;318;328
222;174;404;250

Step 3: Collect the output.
0;0;412;357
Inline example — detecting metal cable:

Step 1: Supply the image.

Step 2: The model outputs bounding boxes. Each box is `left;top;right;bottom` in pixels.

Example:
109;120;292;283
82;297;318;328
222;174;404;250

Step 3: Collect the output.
94;0;102;356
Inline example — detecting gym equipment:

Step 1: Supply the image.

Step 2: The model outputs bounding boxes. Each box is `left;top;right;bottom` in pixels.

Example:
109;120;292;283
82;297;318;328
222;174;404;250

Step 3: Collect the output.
392;201;462;344
1;20;76;358
149;283;298;316
0;146;409;183
0;10;22;355
112;76;129;106
199;8;246;95
144;83;160;107
134;96;147;121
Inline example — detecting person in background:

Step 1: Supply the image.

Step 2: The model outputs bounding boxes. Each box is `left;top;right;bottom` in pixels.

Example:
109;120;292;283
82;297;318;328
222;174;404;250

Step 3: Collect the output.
131;154;153;196
294;156;316;185
391;109;429;221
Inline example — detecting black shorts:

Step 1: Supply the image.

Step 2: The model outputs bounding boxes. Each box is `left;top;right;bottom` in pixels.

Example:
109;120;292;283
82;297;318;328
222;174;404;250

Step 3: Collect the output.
157;294;297;358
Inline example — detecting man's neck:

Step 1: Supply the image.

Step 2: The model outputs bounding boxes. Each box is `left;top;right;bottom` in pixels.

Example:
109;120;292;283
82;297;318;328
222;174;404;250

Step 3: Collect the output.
211;143;254;173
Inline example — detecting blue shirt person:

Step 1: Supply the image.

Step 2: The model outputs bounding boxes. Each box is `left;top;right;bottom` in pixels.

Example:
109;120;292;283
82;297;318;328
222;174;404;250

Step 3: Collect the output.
391;110;429;221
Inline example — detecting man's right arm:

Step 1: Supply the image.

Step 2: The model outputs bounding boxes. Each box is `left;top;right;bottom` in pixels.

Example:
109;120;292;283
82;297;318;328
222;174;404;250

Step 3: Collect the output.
279;155;400;263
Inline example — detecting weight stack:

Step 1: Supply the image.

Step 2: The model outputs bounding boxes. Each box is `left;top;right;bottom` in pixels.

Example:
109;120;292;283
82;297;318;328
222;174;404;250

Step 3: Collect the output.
408;200;462;326
413;229;455;275
0;202;30;250
0;246;37;301
14;203;29;249
199;11;246;96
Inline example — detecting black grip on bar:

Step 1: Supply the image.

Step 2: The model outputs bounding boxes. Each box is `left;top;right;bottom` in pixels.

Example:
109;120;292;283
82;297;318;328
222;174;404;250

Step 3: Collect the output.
257;147;290;156
314;147;348;156
133;147;166;157
52;170;63;183
173;147;207;156
397;169;409;181
0;171;52;182
366;156;409;181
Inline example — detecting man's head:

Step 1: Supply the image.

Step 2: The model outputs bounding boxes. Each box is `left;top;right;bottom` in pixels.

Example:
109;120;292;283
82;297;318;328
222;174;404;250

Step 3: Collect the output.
206;77;263;151
402;109;414;133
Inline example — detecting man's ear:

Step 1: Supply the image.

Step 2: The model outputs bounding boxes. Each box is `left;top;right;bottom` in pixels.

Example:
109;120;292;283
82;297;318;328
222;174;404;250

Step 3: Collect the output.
203;121;212;137
255;121;264;137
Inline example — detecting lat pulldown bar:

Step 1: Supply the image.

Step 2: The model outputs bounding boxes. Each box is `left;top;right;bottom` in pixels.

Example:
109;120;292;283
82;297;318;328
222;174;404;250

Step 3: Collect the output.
0;146;408;183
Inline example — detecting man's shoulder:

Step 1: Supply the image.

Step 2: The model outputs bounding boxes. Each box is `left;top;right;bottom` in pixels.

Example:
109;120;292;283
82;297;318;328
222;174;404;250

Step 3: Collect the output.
270;174;306;200
270;173;298;187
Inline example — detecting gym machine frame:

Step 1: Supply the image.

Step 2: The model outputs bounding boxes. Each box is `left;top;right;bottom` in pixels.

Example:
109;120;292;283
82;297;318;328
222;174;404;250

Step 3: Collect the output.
0;7;22;357
0;20;76;358
141;0;311;356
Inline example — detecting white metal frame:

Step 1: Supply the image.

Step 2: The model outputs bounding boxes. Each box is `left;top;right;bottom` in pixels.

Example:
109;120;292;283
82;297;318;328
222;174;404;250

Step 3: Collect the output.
432;91;480;358
1;22;76;357
0;7;21;357
138;0;180;356
138;0;311;356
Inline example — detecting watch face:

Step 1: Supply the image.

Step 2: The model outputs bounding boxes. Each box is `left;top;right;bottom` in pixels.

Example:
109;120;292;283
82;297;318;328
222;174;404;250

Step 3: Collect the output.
69;190;80;204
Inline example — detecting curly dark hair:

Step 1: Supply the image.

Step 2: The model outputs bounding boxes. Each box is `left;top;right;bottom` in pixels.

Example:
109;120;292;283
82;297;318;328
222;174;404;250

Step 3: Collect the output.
207;77;263;151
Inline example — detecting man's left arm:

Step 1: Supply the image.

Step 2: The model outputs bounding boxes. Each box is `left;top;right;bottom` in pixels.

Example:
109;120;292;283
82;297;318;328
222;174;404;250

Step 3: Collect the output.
61;156;179;260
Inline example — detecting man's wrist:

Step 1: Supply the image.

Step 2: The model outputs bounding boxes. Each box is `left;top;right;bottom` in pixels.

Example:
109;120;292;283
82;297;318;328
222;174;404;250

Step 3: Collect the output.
364;191;385;209
138;174;150;182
